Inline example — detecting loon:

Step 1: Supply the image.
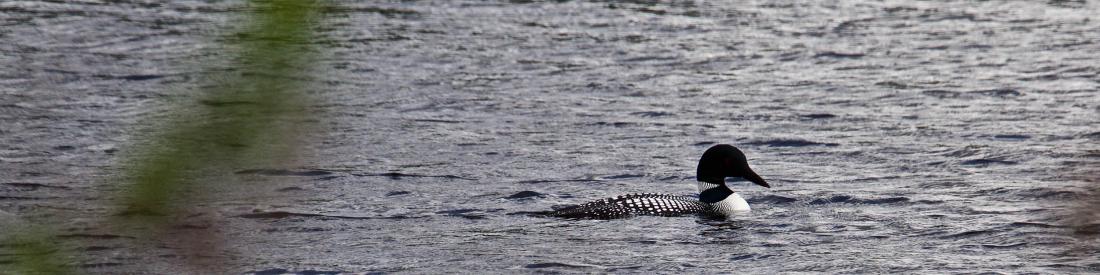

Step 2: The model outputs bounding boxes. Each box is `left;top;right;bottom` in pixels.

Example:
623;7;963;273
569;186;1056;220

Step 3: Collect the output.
551;144;770;219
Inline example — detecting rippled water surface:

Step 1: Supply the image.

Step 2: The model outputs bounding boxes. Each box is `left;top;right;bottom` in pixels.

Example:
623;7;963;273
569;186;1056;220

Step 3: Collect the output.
2;0;1100;273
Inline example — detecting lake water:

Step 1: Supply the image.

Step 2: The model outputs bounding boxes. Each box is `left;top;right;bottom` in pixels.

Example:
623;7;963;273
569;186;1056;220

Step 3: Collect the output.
2;0;1099;273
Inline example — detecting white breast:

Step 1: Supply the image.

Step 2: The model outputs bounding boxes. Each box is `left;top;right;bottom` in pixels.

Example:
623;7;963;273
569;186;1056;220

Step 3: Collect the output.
714;192;751;214
696;181;752;217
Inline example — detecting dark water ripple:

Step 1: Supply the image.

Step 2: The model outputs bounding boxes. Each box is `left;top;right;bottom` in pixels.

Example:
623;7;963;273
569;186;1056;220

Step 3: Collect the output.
2;0;1100;273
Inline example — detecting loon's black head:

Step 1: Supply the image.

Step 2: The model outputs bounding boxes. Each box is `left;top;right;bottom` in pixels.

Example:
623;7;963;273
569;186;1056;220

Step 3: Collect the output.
696;144;770;188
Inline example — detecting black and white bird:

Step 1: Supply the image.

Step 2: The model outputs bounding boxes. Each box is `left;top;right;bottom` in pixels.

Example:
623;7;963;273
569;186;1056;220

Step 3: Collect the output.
551;144;770;219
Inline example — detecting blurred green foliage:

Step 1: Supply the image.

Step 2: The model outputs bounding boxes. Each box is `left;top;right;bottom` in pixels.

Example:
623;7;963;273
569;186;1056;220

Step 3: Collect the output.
121;0;320;218
3;227;72;275
3;0;323;272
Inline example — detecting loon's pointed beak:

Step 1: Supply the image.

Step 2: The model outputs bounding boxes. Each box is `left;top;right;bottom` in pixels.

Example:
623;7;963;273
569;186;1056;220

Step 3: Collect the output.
743;167;770;188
